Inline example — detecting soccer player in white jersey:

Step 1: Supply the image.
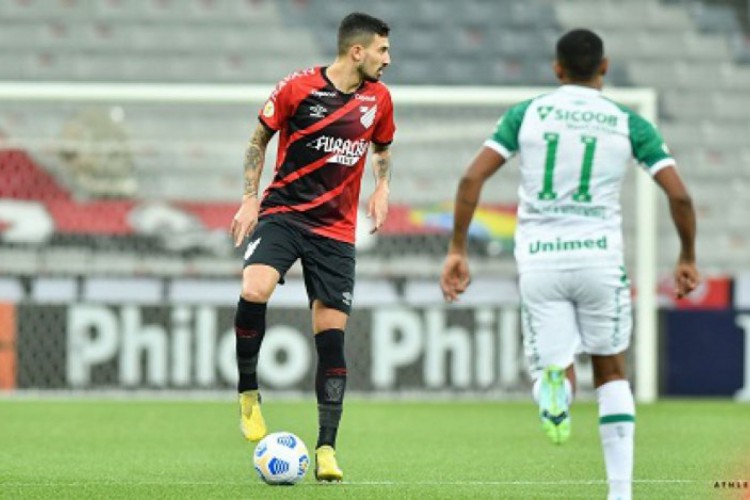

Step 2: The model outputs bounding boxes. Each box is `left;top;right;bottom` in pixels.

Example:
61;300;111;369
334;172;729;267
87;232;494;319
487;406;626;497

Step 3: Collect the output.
440;29;699;500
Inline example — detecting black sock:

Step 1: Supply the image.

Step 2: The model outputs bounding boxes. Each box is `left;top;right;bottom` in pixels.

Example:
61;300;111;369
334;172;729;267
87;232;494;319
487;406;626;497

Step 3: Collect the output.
235;297;266;393
315;328;347;449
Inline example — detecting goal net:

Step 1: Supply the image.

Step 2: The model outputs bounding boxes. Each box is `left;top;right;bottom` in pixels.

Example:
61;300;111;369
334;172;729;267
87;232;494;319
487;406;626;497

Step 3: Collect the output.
0;83;658;401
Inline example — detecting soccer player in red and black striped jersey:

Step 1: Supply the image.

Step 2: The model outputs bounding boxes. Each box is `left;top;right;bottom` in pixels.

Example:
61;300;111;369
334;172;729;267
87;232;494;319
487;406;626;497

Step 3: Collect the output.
229;12;394;482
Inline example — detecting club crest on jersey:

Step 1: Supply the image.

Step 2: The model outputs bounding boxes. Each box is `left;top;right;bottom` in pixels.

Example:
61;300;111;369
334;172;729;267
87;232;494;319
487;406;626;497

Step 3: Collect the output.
360;105;377;129
309;104;327;118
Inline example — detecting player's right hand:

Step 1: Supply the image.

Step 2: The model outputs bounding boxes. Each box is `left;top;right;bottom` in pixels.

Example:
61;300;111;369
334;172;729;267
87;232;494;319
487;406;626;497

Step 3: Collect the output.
440;252;471;303
230;197;259;247
674;259;700;299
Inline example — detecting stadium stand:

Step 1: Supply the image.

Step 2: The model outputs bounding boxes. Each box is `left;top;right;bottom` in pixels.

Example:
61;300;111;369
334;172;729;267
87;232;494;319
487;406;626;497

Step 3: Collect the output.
0;0;748;276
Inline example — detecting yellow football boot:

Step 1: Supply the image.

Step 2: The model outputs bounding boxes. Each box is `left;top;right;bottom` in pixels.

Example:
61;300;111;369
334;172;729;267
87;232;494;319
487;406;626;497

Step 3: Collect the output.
239;390;267;442
314;445;343;482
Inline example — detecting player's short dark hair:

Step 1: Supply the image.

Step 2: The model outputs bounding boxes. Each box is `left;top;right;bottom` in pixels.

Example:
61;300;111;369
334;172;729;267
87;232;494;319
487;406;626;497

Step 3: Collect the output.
337;12;390;55
556;29;604;81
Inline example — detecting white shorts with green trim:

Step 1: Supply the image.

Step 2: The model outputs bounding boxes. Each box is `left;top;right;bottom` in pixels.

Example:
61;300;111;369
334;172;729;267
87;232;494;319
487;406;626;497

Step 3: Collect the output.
519;267;632;380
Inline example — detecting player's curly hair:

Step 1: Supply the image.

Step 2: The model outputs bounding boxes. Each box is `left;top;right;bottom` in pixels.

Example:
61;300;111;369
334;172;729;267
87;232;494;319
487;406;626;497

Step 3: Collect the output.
337;12;390;55
556;29;604;81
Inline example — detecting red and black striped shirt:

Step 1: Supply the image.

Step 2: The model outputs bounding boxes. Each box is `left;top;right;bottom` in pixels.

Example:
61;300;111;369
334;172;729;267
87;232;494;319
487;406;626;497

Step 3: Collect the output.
257;66;396;244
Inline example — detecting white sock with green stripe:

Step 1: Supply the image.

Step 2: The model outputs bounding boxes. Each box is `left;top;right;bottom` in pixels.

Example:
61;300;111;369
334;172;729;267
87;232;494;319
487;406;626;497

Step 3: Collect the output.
597;379;635;500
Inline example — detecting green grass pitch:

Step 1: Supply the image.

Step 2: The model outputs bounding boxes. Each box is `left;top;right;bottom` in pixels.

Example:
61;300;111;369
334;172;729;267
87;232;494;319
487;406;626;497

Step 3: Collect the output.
1;399;749;499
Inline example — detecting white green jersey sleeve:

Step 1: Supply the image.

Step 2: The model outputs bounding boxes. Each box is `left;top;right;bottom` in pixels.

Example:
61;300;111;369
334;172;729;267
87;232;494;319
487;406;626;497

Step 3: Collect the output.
484;85;675;272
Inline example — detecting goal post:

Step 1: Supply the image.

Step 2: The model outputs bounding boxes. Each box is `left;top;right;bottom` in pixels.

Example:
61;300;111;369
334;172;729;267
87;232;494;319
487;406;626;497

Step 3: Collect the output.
0;82;658;401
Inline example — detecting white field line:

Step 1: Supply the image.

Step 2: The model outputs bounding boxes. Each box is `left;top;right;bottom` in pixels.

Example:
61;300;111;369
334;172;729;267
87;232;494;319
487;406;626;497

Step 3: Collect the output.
4;479;702;487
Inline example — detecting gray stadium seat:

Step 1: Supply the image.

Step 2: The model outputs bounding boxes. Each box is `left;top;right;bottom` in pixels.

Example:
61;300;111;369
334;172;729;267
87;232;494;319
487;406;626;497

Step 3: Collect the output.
661;91;713;121
713;91;750;120
225;0;279;24
0;0;75;19
729;33;750;65
385;59;433;85
0;21;67;50
441;59;486;85
487;29;556;58
557;1;691;31
0;248;40;275
82;21;134;52
455;0;509;27
136;0;190;21
510;2;557;29
397;26;441;58
691;3;741;33
721;64;750;90
410;0;455;26
447;26;489;58
529;59;559;85
605;62;630;86
682;31;730;60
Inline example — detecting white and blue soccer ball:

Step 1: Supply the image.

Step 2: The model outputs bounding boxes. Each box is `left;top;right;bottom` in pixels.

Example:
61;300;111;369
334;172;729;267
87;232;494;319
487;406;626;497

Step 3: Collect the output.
253;432;310;485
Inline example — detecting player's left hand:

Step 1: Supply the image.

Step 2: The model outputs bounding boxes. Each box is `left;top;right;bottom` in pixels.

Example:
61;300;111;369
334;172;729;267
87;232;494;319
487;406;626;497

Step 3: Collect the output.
440;252;471;303
674;259;700;299
230;196;259;247
367;185;389;234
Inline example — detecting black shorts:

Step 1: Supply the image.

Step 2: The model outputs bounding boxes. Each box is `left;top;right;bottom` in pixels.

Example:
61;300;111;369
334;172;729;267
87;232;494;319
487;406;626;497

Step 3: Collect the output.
242;218;355;314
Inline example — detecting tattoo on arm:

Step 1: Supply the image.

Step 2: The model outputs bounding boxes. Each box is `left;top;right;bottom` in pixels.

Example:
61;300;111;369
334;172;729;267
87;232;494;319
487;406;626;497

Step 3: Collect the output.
372;144;392;182
243;124;274;197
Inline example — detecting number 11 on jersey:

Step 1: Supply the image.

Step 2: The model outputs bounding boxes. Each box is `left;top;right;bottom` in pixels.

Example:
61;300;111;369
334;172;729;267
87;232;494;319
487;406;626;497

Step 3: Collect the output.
538;133;598;202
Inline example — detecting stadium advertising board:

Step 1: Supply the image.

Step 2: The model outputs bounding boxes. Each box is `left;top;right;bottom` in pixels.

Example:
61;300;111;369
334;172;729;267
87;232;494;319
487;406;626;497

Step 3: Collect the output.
4;275;748;396
13;303;525;392
661;276;748;398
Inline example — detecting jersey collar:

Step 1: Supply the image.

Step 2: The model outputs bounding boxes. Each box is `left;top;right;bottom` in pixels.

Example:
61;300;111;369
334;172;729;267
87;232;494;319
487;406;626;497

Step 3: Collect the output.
320;66;366;97
558;84;602;97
